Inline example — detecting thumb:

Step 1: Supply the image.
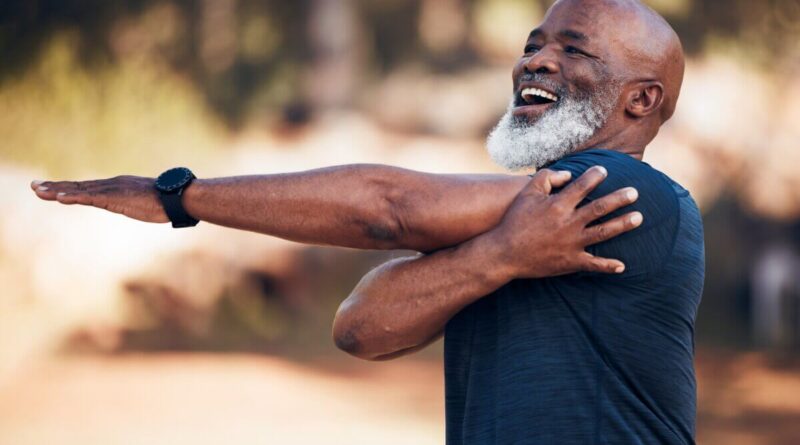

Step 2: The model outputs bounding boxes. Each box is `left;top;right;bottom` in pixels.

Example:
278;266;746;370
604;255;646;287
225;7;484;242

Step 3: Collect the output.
529;169;572;194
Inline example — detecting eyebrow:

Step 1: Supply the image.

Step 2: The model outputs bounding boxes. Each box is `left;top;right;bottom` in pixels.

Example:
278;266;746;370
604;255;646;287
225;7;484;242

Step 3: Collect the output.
560;29;589;42
527;28;590;43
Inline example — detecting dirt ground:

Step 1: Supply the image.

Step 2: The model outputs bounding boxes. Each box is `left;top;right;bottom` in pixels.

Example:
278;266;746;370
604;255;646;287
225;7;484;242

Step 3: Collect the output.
0;350;797;445
0;354;444;445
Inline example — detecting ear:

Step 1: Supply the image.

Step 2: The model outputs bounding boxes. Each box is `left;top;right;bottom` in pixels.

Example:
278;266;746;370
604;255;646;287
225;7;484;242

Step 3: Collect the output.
624;81;664;118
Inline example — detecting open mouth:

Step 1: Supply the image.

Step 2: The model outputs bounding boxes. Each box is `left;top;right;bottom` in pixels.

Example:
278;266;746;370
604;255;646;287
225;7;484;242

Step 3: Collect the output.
515;87;560;107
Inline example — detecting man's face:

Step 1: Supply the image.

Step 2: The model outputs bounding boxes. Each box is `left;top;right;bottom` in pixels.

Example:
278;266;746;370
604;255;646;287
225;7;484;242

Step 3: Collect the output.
487;1;623;170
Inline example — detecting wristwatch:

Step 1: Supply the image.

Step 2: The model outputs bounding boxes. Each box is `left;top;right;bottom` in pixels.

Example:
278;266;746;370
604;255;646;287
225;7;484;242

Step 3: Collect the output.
155;167;199;228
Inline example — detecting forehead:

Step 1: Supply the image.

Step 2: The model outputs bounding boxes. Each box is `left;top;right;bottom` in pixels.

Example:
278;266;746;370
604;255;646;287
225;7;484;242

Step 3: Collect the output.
530;0;624;48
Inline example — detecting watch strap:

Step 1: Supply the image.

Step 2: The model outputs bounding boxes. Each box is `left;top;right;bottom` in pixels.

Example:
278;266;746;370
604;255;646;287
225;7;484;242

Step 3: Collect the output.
158;191;199;228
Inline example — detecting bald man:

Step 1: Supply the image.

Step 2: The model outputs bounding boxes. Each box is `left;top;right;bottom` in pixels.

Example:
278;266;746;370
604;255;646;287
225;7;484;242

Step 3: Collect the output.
334;2;702;443
31;0;703;443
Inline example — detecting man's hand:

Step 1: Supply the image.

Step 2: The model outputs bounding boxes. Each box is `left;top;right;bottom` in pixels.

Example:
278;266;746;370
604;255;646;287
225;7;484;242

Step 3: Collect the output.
31;176;168;223
488;165;642;280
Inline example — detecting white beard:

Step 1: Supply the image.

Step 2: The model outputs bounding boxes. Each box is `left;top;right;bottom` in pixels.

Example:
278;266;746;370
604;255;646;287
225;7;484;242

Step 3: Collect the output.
486;91;615;171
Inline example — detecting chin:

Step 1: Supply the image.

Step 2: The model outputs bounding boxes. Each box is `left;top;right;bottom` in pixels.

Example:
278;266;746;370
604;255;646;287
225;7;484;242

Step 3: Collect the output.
511;103;558;123
486;95;608;171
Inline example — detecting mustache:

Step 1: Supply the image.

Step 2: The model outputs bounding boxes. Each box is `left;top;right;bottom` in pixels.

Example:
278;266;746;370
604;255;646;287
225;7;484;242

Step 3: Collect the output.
517;72;567;97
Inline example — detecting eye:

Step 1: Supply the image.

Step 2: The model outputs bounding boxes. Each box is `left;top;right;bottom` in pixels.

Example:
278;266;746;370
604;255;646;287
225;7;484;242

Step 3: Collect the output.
523;44;540;55
564;45;583;55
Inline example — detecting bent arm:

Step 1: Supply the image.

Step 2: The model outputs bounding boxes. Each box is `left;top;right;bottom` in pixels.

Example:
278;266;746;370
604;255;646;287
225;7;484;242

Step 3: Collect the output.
333;231;511;361
333;167;643;361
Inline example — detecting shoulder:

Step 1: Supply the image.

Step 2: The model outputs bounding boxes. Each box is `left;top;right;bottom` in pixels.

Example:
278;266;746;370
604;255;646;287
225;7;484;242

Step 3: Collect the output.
547;147;660;181
548;149;681;281
548;149;679;224
551;149;674;205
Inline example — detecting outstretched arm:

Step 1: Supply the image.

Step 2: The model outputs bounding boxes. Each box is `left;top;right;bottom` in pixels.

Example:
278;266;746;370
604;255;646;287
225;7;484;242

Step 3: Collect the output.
31;164;529;252
333;167;643;360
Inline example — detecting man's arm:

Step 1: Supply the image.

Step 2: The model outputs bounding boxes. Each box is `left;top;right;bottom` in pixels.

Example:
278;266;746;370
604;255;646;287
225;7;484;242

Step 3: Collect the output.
31;164;530;252
333;167;643;360
333;233;511;361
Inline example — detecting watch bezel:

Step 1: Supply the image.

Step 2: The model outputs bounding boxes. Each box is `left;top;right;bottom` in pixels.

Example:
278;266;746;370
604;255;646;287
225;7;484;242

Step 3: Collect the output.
155;167;195;193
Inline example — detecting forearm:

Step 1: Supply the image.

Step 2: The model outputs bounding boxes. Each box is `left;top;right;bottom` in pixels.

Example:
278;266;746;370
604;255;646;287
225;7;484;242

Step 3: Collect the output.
182;164;527;251
332;230;512;360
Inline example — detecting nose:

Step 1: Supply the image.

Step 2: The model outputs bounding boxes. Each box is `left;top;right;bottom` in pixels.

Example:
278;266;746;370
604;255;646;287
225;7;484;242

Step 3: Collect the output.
524;46;559;75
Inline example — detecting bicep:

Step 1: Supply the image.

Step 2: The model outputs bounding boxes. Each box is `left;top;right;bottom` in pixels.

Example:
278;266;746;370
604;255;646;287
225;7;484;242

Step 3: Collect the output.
386;169;529;252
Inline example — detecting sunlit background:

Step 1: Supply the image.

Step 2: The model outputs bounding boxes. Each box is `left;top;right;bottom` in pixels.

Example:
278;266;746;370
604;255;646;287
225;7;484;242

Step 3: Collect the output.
1;0;799;444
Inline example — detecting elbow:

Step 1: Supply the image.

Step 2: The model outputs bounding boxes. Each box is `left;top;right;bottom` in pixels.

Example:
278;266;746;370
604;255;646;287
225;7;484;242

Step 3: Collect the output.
332;320;365;358
332;303;398;362
361;172;410;250
332;325;386;361
332;309;379;361
363;221;404;250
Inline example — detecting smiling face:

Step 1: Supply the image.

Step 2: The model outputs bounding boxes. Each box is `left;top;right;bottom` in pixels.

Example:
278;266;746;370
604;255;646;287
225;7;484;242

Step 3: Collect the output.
487;0;685;170
511;4;617;123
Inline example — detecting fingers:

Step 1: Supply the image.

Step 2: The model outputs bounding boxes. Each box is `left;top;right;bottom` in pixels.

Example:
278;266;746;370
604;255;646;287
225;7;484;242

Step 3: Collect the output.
579;252;626;274
556;165;607;206
32;180;80;200
548;170;572;189
528;169;572;194
583;211;643;245
31;178;109;201
577;187;638;222
55;190;101;207
31;181;59;201
31;180;77;192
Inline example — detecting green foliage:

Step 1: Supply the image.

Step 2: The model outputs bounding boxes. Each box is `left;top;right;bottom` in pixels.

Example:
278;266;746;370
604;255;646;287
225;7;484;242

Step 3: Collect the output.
3;0;796;128
0;33;222;176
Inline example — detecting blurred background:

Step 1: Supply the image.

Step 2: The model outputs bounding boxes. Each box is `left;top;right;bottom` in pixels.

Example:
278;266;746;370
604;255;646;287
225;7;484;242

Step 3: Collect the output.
1;0;799;444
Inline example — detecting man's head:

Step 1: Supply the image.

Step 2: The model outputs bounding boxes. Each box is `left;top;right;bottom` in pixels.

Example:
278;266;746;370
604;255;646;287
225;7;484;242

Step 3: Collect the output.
488;0;685;170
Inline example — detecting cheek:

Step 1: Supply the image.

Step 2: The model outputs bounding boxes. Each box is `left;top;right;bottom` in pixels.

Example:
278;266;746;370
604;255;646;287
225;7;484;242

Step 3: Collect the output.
511;60;526;89
563;61;607;94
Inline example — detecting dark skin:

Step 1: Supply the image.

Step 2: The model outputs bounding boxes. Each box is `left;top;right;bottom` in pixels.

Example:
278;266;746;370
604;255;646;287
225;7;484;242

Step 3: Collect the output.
31;0;684;360
511;0;684;161
332;0;685;360
334;167;640;360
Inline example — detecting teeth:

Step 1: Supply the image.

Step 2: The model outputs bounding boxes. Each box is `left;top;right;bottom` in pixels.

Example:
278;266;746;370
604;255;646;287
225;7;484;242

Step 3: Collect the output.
521;87;559;102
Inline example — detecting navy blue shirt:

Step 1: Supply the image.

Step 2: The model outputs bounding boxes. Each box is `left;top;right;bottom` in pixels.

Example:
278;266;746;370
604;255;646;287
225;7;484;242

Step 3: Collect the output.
444;149;705;445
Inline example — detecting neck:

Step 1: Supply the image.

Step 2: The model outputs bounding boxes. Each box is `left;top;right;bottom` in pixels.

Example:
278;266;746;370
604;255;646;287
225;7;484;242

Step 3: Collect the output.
576;124;654;161
601;144;645;161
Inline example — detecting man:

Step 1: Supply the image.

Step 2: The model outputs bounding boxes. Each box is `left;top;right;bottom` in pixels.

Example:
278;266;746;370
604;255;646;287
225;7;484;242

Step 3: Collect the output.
31;0;703;443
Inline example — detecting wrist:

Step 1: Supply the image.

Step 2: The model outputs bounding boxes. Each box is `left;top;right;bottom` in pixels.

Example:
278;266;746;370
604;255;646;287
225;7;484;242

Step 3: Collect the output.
154;167;201;228
181;178;208;220
463;230;518;287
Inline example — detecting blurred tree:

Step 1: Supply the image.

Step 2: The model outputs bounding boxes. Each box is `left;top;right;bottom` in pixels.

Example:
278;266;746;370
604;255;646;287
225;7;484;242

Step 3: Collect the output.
0;0;312;126
2;0;797;125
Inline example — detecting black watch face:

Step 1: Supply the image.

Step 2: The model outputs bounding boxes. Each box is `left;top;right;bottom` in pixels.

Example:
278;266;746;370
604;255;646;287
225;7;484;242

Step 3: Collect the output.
156;167;194;192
